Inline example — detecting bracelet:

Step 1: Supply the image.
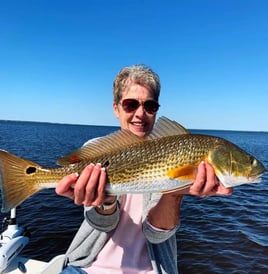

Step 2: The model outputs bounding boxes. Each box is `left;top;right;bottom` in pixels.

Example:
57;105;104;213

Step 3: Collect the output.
98;199;117;211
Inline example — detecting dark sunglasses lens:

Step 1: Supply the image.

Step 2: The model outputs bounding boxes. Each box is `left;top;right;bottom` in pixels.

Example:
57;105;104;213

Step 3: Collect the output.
144;100;159;113
122;99;140;112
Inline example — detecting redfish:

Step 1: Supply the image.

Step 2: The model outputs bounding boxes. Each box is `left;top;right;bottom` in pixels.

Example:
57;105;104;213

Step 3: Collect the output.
0;117;265;212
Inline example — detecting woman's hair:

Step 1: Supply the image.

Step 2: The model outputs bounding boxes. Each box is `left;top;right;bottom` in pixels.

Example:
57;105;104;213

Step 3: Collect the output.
113;64;161;104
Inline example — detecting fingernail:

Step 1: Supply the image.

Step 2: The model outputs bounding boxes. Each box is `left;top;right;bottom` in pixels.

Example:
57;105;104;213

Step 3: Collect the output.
73;172;79;177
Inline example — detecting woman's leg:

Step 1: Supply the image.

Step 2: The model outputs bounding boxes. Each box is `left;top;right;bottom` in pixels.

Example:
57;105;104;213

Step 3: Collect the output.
59;265;88;274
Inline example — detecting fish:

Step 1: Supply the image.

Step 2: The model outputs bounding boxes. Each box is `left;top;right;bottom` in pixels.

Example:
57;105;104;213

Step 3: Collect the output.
0;117;265;212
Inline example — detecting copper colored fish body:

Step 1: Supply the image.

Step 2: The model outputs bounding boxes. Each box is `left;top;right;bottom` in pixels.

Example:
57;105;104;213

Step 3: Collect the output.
0;117;265;212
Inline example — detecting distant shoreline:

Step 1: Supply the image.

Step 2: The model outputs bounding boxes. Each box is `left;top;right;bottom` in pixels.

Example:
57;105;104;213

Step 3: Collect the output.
0;119;266;133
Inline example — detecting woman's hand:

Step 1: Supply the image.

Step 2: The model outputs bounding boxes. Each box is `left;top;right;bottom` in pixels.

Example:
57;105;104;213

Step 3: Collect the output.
148;161;233;230
189;161;233;196
55;163;113;207
171;161;233;197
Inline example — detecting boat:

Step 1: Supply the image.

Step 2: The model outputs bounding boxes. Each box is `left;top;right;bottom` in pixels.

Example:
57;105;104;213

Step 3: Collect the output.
0;208;64;274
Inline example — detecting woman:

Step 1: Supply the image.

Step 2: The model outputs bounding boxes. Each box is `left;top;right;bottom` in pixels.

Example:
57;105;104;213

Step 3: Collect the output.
57;64;232;273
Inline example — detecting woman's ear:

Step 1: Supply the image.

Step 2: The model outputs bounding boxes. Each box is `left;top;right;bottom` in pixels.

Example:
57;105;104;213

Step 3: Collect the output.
113;102;119;118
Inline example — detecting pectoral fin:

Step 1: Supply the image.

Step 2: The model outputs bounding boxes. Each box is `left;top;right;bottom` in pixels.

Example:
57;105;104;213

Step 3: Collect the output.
166;165;197;180
160;165;197;195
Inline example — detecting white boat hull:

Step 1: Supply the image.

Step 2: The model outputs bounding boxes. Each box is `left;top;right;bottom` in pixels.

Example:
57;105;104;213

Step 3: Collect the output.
4;255;65;274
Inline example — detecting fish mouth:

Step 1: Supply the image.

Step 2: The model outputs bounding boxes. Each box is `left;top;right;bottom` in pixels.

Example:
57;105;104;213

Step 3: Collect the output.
249;173;265;183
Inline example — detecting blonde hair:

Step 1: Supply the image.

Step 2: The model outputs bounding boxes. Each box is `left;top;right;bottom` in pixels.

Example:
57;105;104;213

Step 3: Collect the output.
113;64;161;104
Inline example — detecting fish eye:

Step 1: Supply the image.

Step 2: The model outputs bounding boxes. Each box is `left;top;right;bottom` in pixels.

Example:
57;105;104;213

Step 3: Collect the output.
250;157;257;167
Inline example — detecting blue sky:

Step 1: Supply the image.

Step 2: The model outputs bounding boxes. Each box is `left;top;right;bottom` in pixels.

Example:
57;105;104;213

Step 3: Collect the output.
0;0;267;131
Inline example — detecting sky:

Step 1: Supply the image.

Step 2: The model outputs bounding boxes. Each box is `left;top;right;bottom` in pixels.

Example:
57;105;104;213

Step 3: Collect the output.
0;0;267;131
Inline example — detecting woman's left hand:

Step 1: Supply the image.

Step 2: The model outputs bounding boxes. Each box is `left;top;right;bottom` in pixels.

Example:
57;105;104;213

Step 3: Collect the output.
172;161;233;197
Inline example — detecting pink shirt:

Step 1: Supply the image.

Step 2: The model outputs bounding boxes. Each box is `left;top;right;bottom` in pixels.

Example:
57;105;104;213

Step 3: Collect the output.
83;194;154;274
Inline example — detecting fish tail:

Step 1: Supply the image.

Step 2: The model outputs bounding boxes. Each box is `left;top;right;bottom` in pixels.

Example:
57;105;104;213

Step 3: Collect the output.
0;150;41;212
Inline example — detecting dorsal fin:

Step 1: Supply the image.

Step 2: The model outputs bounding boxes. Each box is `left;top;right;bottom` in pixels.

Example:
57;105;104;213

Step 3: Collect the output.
57;129;144;166
57;116;189;166
147;116;189;139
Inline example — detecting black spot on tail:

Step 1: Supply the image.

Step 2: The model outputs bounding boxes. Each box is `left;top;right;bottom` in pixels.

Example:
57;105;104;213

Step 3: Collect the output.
103;160;110;168
26;166;37;174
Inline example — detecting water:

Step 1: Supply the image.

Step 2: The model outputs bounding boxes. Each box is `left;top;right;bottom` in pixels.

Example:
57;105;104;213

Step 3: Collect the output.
0;121;267;274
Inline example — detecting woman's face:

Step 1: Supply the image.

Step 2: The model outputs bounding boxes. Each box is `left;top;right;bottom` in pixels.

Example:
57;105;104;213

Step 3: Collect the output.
113;84;158;137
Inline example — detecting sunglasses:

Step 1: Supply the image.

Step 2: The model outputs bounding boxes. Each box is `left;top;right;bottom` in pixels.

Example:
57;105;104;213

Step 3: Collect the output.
120;98;160;114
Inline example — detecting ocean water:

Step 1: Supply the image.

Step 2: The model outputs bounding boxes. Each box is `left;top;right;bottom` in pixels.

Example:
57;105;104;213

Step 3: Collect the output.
0;120;267;274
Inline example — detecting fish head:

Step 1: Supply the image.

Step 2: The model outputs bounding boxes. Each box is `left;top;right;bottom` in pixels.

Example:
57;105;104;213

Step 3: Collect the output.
208;140;266;188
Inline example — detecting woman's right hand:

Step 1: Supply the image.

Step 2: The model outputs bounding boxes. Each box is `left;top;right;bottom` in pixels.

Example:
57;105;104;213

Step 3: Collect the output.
55;163;109;207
